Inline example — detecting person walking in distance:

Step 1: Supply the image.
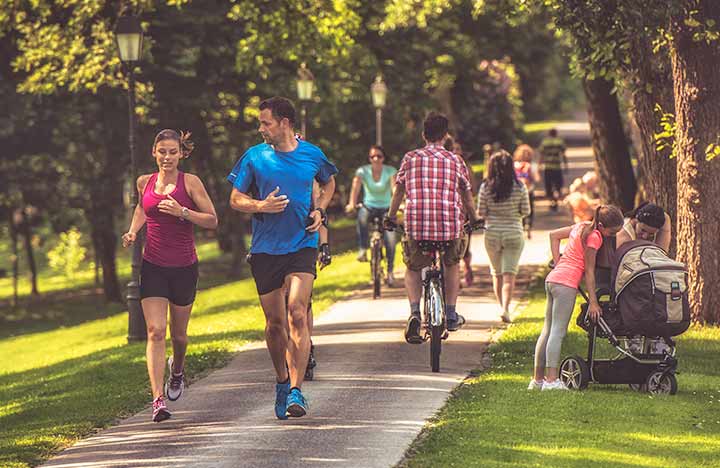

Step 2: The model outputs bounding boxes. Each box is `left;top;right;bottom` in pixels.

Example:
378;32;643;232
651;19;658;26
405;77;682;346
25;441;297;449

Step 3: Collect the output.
451;139;478;286
538;128;568;211
122;129;218;422
228;97;337;419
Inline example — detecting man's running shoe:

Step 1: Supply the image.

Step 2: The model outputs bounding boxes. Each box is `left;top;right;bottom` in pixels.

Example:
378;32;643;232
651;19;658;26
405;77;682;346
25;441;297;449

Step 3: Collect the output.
152;396;171;422
275;381;291;420
404;314;422;344
164;356;185;401
447;314;466;332
305;344;317;381
286;387;308;418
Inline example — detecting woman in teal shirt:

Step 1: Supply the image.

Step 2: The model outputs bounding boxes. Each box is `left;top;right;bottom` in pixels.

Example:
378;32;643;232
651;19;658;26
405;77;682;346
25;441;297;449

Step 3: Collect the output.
345;145;398;286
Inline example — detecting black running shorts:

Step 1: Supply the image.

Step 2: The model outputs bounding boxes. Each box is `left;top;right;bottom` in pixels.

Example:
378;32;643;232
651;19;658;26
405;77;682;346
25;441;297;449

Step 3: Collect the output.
140;260;199;306
248;247;317;296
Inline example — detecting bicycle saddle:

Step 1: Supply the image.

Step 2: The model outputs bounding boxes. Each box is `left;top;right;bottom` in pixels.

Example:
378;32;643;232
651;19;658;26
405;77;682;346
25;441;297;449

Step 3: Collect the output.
417;240;452;253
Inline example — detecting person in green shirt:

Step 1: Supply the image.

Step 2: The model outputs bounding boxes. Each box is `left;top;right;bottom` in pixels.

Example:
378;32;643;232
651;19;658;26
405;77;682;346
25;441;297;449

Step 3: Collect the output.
345;145;398;286
538;128;568;211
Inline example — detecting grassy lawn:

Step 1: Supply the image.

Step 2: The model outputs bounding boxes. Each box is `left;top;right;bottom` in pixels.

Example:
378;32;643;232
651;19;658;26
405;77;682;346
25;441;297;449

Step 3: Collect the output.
0;240;370;468
403;276;720;468
523;121;563;134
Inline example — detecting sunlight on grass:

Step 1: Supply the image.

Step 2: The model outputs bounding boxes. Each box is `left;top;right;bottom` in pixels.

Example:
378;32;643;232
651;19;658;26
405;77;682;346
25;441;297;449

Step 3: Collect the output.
403;276;720;468
523;120;562;134
0;248;370;468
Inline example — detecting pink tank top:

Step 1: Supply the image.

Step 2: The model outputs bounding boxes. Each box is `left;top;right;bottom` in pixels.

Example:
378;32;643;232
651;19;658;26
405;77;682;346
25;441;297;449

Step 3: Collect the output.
142;172;198;267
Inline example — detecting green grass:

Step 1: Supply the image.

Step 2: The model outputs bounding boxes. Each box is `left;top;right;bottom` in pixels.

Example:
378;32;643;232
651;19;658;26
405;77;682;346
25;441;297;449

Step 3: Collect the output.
523;121;563;134
0;244;370;468
0;234;226;301
471;163;485;175
403;277;720;468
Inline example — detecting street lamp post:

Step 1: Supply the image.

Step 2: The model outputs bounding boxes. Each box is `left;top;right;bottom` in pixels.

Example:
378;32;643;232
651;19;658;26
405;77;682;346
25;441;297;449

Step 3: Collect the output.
116;14;146;343
371;75;387;146
296;63;315;138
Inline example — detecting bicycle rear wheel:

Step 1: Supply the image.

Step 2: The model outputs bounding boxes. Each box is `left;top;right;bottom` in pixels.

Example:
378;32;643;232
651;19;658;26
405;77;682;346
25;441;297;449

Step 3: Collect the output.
427;279;444;372
371;242;382;299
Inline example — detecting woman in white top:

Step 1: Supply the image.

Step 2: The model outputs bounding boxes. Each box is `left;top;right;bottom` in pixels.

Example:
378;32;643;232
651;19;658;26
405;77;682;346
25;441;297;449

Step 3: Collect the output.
477;150;531;323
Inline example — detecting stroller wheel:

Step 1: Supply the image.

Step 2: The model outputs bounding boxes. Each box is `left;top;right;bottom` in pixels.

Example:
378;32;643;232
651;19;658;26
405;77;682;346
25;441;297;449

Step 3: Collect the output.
646;371;678;395
559;355;590;390
628;383;648;393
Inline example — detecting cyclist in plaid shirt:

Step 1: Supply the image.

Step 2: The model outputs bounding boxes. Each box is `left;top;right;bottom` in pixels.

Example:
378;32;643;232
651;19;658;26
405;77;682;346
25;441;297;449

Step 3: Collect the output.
385;112;480;343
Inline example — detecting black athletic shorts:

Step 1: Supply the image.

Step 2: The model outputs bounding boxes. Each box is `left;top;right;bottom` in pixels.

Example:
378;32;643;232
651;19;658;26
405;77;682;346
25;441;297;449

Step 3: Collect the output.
248;247;317;296
140;260;199;306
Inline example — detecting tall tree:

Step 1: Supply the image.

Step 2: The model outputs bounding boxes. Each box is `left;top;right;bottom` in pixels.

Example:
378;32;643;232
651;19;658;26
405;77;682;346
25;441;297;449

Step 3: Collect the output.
670;1;720;324
582;77;636;211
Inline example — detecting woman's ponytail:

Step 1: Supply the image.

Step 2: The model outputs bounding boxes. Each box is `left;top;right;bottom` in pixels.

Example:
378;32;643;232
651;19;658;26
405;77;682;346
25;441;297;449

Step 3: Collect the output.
582;205;624;244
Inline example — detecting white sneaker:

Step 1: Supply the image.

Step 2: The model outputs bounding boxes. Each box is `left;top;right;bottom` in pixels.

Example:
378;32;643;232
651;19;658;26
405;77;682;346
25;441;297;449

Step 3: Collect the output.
527;379;543;390
541;379;569;391
164;356;185;401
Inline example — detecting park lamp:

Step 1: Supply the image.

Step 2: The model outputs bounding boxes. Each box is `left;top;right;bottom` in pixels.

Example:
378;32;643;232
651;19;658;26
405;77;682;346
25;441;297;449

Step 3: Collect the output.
371;74;387;109
297;63;315;102
115;15;144;63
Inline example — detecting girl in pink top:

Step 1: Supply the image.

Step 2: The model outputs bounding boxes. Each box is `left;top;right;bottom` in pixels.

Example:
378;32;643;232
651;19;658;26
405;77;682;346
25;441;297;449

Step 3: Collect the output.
122;129;218;422
530;205;623;391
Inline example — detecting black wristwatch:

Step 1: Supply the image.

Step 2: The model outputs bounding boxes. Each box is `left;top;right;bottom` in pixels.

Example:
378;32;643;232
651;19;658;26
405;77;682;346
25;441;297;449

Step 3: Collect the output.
314;207;327;223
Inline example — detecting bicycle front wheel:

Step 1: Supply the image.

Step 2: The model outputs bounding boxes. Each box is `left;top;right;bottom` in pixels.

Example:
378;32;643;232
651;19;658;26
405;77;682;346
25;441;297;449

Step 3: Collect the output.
371;243;382;299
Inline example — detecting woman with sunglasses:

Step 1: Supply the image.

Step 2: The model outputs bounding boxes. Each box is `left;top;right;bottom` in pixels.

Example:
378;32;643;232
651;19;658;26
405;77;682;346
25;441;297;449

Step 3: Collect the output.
345;145;398;286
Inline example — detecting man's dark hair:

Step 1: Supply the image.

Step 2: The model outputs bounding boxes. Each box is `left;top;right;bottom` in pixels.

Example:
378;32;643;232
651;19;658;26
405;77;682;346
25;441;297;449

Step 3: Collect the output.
549;128;558;137
259;96;296;126
423;112;449;143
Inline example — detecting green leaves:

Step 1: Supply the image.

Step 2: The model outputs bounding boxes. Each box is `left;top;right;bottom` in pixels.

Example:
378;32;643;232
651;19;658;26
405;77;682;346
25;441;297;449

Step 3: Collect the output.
653;104;677;159
704;142;720;162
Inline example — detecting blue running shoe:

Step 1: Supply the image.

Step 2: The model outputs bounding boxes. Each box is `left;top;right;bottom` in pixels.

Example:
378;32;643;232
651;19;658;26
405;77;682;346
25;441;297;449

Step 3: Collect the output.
275;381;291;420
285;388;308;418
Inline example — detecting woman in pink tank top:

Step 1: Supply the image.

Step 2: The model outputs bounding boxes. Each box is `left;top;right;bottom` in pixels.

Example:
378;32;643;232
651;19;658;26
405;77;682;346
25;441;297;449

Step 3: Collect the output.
122;129;218;422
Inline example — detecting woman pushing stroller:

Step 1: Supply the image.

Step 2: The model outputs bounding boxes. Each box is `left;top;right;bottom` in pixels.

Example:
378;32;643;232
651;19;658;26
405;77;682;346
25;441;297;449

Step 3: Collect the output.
529;205;624;391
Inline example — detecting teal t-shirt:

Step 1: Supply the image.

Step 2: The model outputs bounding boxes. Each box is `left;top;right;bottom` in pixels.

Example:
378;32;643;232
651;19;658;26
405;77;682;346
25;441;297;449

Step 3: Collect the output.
356;164;397;209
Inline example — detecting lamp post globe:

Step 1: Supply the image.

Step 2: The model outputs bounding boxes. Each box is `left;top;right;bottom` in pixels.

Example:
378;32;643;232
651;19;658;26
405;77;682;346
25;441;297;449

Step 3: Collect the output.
371;75;387;145
115;14;146;342
297;63;315;138
116;15;143;62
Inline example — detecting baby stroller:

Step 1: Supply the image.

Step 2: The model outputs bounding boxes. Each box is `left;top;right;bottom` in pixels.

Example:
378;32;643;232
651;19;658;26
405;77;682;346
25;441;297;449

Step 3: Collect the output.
559;239;691;395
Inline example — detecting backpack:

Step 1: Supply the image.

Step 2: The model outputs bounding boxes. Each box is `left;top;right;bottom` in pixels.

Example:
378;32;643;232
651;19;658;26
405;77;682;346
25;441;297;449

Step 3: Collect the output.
613;240;690;337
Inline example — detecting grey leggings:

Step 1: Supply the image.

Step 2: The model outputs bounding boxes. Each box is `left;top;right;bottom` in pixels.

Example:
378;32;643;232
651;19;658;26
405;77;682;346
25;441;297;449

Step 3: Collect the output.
534;281;577;369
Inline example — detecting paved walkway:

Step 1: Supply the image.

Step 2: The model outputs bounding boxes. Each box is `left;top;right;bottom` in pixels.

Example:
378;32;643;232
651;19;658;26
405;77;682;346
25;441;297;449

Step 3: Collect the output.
42;127;591;468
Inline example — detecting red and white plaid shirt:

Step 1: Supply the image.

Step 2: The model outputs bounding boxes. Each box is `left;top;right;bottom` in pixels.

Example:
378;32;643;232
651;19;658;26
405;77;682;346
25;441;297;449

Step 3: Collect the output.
396;143;472;241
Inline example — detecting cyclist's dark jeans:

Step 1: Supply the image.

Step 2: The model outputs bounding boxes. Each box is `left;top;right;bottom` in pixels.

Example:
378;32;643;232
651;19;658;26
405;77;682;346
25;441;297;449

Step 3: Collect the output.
357;205;397;271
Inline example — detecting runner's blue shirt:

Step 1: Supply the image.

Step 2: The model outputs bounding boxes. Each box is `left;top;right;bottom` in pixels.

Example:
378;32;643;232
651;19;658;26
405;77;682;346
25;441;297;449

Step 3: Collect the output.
227;140;338;255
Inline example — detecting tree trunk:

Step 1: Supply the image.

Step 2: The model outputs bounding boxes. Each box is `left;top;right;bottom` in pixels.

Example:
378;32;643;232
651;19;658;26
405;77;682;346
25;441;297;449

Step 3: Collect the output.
628;33;677;255
19;209;39;296
671;2;720;324
86;202;122;302
229;214;248;277
9;210;19;307
94;243;101;287
582;77;637;211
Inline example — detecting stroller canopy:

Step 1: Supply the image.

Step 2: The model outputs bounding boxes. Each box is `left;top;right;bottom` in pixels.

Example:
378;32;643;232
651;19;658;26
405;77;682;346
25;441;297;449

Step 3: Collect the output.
613;240;690;337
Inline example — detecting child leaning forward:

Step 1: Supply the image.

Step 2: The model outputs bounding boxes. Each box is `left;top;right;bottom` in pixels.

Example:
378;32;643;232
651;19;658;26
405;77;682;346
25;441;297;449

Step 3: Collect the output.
529;205;624;391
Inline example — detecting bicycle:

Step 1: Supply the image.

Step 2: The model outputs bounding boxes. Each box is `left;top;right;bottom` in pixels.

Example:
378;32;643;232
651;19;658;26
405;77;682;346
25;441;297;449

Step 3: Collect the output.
357;204;392;299
385;218;484;372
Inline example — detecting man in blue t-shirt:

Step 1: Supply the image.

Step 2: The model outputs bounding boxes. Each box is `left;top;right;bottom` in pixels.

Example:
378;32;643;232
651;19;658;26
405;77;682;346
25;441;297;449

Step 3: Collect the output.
228;96;337;420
